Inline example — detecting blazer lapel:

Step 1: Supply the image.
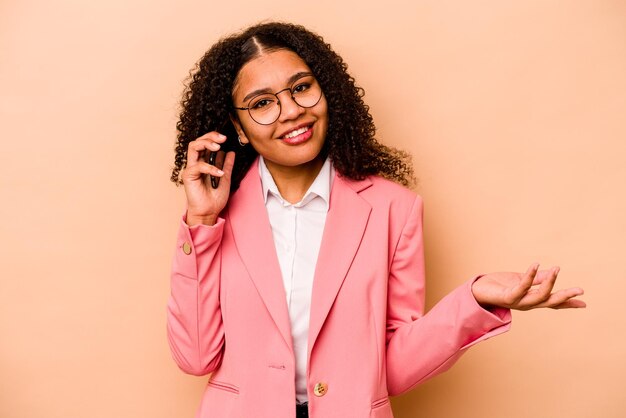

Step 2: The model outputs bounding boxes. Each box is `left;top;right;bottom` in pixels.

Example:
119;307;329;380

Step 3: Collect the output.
307;173;372;360
227;160;294;354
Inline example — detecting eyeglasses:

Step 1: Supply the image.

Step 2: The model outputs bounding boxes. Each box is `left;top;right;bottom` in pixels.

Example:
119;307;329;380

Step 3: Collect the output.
233;74;323;125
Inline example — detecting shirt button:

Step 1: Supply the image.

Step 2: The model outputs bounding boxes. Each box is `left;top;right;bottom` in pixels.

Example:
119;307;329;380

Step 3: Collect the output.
313;382;328;397
182;242;192;255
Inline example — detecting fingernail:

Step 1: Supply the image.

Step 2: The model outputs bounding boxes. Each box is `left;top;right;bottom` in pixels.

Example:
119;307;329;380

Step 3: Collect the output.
216;169;224;175
218;134;227;140
210;143;220;151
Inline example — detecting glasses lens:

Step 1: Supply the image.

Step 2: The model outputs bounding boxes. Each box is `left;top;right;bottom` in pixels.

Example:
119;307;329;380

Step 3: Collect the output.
248;94;280;125
245;76;323;125
292;76;322;108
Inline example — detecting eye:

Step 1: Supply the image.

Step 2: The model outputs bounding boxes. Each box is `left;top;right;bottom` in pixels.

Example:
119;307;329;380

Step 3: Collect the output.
250;96;275;110
292;82;311;94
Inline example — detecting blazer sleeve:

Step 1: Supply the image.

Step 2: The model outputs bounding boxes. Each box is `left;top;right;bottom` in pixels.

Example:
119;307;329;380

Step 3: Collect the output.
166;215;226;376
385;196;512;396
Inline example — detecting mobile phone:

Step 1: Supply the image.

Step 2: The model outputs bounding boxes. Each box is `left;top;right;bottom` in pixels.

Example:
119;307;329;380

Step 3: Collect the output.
205;120;238;188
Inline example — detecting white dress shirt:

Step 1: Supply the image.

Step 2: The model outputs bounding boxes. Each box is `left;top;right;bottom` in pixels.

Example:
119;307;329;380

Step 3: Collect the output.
258;156;333;404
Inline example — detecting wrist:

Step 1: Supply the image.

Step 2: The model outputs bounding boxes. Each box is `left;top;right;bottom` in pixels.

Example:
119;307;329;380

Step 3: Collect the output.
471;275;495;311
185;213;218;227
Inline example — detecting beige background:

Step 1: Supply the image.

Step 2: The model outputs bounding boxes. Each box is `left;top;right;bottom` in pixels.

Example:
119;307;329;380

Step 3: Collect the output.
1;0;624;417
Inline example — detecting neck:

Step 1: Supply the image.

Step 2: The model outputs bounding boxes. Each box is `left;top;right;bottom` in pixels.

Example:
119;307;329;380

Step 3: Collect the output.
264;155;326;204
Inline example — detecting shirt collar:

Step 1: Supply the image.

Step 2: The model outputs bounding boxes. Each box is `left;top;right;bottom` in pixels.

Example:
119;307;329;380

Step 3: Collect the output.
258;156;333;208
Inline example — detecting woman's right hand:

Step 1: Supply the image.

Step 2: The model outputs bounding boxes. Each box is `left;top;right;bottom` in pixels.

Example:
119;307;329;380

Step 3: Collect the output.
181;131;236;226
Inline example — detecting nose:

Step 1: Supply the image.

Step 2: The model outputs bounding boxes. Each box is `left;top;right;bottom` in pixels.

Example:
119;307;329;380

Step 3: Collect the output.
276;90;305;122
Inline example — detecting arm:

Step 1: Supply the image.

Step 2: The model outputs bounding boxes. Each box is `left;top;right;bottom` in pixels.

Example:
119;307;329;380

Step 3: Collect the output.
385;196;511;396
167;132;236;376
166;215;226;376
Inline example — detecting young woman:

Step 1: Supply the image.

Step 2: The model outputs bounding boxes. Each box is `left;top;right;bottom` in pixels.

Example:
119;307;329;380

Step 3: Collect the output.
167;22;585;418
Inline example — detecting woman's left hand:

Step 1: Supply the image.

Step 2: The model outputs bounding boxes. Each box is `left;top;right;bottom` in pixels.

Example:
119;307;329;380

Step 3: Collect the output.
471;264;586;310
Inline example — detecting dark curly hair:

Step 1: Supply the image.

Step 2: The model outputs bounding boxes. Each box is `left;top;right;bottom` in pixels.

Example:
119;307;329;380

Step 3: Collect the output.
171;21;415;190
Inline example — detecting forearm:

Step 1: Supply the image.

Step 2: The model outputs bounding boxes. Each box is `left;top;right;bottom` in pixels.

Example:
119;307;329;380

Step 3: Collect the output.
386;279;511;396
166;216;226;375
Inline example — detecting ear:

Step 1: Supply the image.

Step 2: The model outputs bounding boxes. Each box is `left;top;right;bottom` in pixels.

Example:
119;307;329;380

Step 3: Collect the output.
229;113;249;144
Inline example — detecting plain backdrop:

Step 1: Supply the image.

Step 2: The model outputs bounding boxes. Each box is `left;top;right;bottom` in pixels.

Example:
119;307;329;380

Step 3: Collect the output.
1;0;625;417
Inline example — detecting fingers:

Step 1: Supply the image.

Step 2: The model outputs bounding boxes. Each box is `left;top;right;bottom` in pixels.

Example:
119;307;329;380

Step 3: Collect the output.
509;263;539;304
538;287;586;309
215;151;236;190
516;266;587;310
482;262;586;311
183;160;226;182
186;132;228;166
551;299;587;309
518;266;560;307
183;132;232;185
528;269;553;285
182;151;236;188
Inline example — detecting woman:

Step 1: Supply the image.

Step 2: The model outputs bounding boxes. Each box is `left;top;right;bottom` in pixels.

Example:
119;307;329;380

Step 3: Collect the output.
167;22;585;418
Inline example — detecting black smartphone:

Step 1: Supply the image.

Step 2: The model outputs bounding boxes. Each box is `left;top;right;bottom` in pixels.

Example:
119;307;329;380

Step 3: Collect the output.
205;119;238;188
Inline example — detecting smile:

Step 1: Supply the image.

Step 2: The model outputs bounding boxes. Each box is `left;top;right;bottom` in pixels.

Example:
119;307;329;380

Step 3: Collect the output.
280;123;314;145
284;126;310;139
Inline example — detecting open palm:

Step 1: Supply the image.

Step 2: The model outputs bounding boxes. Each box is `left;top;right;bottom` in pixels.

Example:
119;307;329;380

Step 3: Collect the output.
472;264;586;311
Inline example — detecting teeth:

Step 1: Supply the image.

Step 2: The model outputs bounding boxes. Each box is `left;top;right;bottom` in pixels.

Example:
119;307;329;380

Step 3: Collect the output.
284;126;309;139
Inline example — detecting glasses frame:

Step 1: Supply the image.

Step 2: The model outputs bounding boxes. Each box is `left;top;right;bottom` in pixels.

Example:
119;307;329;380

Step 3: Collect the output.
233;75;323;125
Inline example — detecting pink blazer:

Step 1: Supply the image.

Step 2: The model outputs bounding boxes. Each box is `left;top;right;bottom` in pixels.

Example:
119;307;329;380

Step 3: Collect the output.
167;159;511;418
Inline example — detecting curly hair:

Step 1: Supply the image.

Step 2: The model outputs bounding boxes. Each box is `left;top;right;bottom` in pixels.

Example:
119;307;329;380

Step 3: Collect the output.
171;21;415;190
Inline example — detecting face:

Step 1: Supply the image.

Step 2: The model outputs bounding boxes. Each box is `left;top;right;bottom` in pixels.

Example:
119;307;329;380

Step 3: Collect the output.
230;49;329;173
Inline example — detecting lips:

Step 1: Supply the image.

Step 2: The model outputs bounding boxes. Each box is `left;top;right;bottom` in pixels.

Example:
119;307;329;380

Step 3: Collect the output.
280;123;314;145
283;125;310;139
278;122;314;139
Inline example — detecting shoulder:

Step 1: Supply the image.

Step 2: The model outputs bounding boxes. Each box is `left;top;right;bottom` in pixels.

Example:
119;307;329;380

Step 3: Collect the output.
339;174;423;218
364;175;421;207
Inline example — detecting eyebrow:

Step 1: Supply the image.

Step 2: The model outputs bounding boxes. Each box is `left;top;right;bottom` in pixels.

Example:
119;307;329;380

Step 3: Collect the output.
241;71;313;103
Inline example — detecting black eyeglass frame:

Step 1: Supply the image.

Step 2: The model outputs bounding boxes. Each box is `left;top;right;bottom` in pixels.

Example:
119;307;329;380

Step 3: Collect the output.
232;75;323;125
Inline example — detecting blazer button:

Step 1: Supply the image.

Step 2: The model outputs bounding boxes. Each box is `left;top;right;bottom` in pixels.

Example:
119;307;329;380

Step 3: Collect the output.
182;242;192;255
313;382;328;397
